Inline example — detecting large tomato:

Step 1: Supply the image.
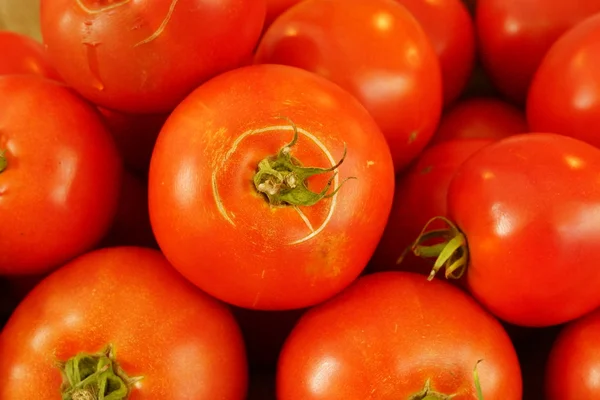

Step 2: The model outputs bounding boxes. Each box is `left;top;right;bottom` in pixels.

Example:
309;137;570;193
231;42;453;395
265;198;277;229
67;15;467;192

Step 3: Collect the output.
545;308;600;399
254;0;442;171
412;133;600;327
527;13;600;148
0;30;60;80
40;0;266;113
264;0;304;31
395;0;475;106
0;75;122;276
476;0;600;105
0;247;248;399
277;272;522;399
430;97;529;145
149;64;395;310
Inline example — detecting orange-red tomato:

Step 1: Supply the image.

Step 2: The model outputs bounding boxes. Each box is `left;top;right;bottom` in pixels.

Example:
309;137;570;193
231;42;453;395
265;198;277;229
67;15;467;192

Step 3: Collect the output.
0;30;61;80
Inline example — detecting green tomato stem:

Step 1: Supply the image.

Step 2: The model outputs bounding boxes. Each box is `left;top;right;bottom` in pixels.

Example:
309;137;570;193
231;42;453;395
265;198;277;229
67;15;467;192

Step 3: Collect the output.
0;150;7;173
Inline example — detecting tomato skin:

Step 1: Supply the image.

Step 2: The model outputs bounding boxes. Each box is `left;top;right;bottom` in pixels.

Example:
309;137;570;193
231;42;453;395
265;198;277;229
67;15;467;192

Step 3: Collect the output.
395;0;475;106
369;138;492;275
0;75;122;276
430;98;528;145
447;133;600;326
527;14;600;149
277;272;522;399
264;0;304;30
0;30;60;80
545;308;600;399
0;247;248;399
476;0;600;105
149;64;395;310
254;0;442;171
40;0;266;114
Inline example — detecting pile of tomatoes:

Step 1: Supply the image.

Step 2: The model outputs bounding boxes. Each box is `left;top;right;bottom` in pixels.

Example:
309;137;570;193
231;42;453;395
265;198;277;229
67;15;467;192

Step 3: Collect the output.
2;0;600;398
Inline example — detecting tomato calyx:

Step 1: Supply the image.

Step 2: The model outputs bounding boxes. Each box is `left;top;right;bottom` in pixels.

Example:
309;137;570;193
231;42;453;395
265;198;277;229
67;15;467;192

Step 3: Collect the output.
252;118;356;207
400;216;469;281
57;343;143;400
408;361;485;400
0;150;7;173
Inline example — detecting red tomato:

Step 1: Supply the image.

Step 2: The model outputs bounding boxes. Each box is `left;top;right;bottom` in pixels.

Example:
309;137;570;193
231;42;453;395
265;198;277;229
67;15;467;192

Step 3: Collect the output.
0;75;122;276
277;272;522;399
545;308;600;399
395;0;475;106
264;0;304;30
0;247;248;399
430;97;529;145
0;30;60;80
476;0;600;105
40;0;266;113
254;0;442;171
369;138;492;275
149;64;395;310
527;13;600;149
98;107;168;177
415;133;600;327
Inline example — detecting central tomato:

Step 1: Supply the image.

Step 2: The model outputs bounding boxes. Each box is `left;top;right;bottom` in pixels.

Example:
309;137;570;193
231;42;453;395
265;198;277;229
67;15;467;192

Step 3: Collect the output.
149;64;395;310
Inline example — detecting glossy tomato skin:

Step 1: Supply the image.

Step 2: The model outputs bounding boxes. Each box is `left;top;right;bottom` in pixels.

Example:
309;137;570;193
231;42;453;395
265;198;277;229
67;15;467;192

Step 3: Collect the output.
369;138;492;275
264;0;304;31
527;14;600;149
40;0;266;114
545;308;600;399
448;133;600;326
277;272;522;399
0;75;122;276
255;0;442;171
395;0;475;106
430;97;528;145
149;64;395;310
0;247;248;399
476;0;600;105
0;30;61;80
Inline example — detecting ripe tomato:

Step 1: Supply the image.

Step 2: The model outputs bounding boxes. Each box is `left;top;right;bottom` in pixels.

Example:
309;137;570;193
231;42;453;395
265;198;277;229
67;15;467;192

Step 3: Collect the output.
0;30;60;80
527;13;600;149
149;64;395;310
264;0;304;31
0;247;248;399
430;97;529;145
395;0;475;106
254;0;442;171
40;0;266;113
0;75;122;276
369;138;492;275
476;0;600;105
413;133;600;327
545;308;600;399
277;272;522;399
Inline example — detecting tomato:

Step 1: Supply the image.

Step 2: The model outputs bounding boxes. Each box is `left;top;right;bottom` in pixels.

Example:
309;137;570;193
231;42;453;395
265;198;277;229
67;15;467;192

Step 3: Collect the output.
0;75;122;276
476;0;600;105
0;30;60;80
413;133;600;327
0;247;248;399
149;64;395;310
545;308;600;399
264;0;304;31
527;13;600;149
369;138;492;275
277;272;522;399
98;108;168;177
430;97;529;145
254;0;442;171
395;0;475;106
40;0;266;114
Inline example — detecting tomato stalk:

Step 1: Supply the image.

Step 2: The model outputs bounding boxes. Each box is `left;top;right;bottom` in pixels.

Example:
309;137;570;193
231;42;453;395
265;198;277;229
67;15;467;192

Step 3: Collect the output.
400;216;469;281
408;361;485;400
252;118;355;207
58;344;142;400
0;150;7;173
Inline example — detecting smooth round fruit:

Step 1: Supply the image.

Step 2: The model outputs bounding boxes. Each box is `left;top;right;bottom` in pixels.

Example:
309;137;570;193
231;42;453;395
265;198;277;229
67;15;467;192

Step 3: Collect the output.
0;30;60;79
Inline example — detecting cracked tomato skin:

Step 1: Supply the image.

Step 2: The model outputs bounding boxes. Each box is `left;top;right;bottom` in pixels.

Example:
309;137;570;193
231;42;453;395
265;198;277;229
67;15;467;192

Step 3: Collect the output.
0;75;122;276
447;133;600;327
148;64;395;310
0;247;248;400
40;0;266;114
254;0;442;171
277;272;522;400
